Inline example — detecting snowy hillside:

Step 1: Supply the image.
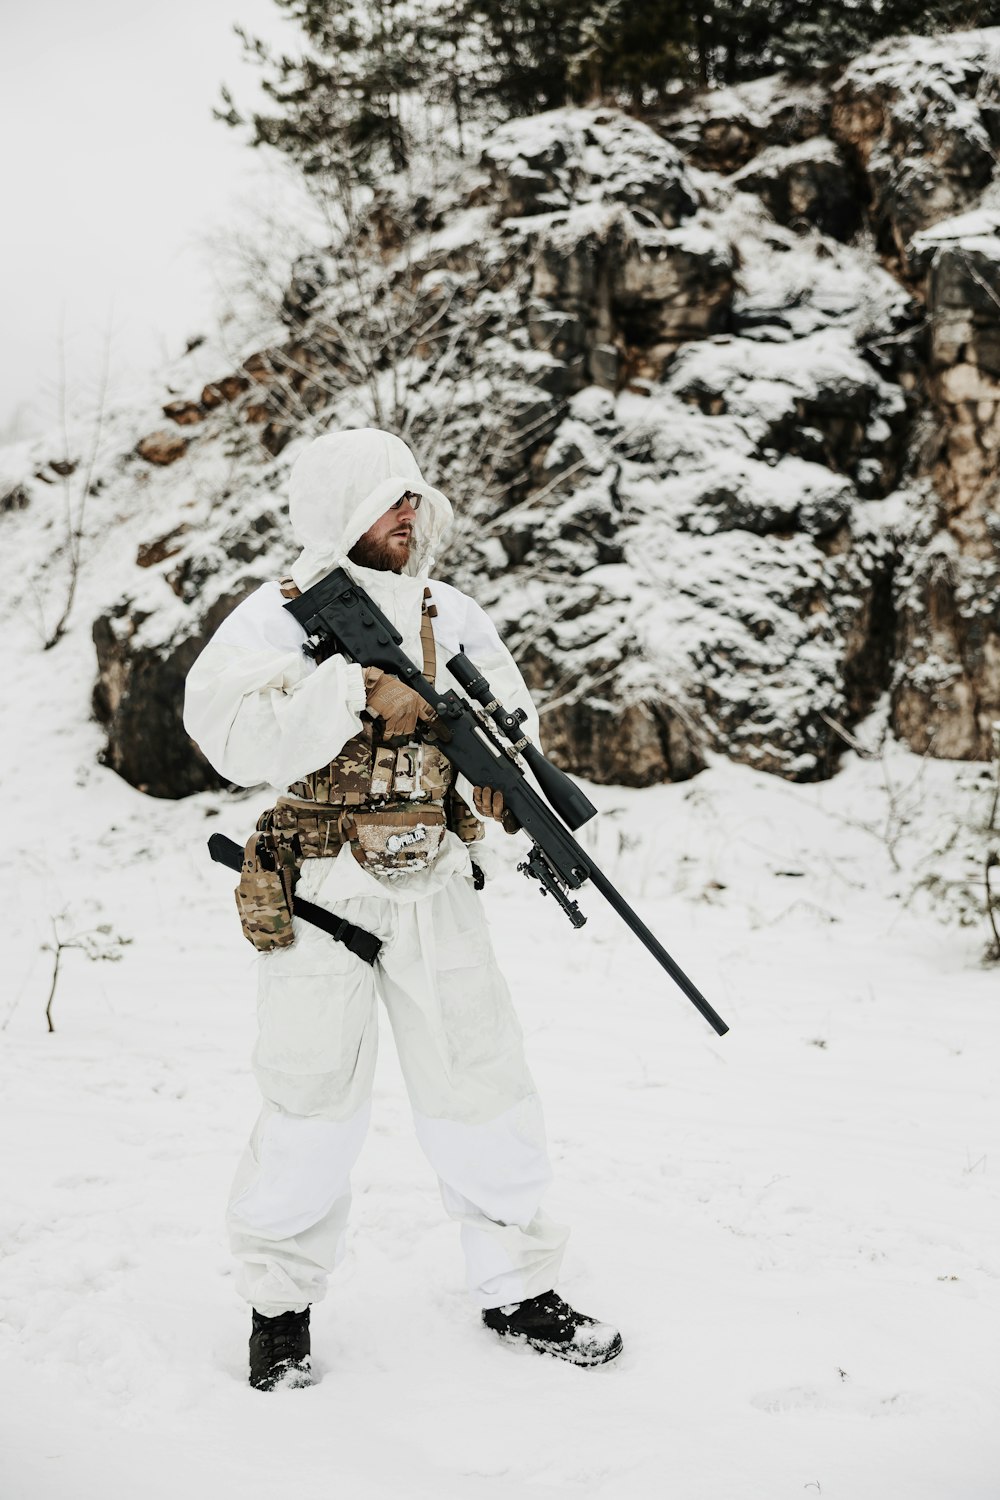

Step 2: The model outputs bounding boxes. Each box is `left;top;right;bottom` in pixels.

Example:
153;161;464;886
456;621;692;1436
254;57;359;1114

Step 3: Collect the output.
1;579;998;1495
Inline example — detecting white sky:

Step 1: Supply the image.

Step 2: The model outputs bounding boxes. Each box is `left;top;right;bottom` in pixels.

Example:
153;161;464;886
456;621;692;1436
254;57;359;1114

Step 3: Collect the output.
0;0;308;441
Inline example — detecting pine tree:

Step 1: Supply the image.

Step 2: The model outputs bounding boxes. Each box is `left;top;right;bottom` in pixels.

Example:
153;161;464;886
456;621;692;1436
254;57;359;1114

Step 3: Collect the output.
217;0;1000;186
569;0;696;107
218;0;432;184
462;0;595;113
691;0;1000;84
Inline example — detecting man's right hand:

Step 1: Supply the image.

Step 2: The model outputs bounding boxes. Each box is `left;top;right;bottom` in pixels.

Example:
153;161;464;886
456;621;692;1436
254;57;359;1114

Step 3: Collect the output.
363;667;437;740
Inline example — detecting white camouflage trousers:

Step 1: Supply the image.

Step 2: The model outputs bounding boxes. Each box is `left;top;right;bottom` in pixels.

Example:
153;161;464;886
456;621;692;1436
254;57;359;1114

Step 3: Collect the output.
227;859;568;1317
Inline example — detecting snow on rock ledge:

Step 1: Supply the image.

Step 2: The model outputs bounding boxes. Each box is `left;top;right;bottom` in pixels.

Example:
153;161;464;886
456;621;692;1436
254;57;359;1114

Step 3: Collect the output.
831;30;1000;269
481;108;698;227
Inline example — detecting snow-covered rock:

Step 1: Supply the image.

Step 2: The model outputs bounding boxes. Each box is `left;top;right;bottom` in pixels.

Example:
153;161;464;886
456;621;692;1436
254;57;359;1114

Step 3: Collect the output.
731;137;862;242
482;108;698;227
3;32;1000;795
657;73;832;174
831;29;1000;268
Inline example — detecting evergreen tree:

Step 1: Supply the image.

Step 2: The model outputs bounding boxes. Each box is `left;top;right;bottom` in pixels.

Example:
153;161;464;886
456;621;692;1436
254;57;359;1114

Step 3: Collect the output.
569;0;697;106
691;0;1000;84
217;0;1000;187
462;0;596;113
217;0;432;184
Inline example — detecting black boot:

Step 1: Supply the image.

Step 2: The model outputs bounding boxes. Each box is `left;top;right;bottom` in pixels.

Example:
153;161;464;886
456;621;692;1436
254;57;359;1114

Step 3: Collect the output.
482;1291;623;1367
249;1307;313;1391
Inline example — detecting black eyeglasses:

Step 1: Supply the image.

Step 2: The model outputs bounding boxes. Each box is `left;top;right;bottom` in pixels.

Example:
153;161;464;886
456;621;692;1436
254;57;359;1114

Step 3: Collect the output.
390;492;422;511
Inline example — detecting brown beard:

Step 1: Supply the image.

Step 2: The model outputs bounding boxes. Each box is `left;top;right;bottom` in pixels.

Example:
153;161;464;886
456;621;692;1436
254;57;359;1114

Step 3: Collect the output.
348;530;412;573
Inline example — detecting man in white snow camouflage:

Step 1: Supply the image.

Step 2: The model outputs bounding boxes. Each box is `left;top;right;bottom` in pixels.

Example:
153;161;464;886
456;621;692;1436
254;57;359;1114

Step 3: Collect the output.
184;428;622;1390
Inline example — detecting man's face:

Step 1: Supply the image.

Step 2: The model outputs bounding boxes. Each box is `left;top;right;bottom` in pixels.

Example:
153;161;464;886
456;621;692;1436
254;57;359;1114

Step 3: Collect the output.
348;492;421;573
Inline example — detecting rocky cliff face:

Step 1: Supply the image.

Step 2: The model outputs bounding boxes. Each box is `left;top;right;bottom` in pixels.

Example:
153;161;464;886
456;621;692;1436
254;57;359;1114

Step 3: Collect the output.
10;30;1000;797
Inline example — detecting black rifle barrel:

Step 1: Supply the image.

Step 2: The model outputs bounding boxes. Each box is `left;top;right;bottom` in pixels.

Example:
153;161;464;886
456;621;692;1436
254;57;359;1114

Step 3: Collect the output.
585;864;728;1035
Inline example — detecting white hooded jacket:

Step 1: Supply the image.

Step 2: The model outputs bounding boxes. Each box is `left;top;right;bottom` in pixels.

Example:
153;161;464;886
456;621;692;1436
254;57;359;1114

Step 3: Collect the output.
183;428;539;901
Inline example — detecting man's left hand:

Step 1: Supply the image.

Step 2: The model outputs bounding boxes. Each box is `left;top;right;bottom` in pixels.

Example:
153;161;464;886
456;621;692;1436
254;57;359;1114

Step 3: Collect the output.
473;785;520;835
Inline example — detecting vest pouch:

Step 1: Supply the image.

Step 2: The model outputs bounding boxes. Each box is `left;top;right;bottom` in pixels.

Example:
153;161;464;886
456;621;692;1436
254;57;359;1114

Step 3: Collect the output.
235;829;296;952
341;806;448;874
272;798;347;861
391;741;452;802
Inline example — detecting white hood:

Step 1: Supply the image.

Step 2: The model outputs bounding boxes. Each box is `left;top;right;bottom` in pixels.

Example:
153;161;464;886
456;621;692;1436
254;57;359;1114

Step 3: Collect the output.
287;428;453;592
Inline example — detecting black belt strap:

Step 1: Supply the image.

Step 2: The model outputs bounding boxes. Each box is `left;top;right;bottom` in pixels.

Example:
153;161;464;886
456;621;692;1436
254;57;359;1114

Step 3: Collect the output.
292;892;382;965
208;833;382;965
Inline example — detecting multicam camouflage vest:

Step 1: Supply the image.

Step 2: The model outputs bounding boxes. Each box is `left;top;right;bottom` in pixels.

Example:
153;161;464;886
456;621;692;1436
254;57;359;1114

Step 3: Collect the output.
268;578;482;875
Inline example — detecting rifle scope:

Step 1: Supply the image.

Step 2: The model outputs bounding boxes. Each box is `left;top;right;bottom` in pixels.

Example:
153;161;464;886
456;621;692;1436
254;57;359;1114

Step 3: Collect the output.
448;651;598;832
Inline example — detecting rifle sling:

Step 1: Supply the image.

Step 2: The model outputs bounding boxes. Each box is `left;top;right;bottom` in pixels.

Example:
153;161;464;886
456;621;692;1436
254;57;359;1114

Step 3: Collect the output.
294;893;382;966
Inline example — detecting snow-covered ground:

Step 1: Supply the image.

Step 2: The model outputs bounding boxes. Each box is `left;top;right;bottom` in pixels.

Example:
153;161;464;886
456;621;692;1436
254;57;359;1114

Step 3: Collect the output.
1;483;997;1497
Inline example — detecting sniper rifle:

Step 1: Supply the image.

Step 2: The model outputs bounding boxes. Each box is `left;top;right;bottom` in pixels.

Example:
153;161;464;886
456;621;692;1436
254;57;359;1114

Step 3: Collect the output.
283;566;729;1038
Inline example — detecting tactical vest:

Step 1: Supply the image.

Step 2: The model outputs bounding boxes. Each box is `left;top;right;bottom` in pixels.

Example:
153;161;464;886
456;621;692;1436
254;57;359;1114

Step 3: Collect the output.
267;578;482;875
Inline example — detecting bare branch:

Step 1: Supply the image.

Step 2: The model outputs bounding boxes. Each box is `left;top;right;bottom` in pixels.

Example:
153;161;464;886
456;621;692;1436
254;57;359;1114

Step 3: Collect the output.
39;312;116;650
40;915;132;1034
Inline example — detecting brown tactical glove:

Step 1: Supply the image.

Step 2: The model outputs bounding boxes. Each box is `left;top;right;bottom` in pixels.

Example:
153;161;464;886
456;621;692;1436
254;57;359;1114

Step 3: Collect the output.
473;785;521;835
363;667;436;740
